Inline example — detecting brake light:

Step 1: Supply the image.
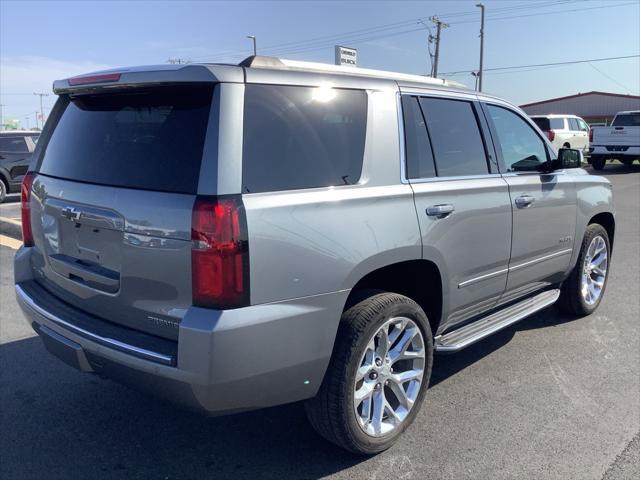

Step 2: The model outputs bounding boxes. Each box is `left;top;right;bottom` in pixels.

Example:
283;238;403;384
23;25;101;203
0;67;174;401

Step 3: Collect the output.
546;130;555;142
21;172;35;247
589;128;593;143
191;196;249;309
68;73;121;86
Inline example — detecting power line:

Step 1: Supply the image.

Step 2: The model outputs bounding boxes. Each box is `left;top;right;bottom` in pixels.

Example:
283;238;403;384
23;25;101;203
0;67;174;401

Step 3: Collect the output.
440;54;640;76
587;62;637;94
447;1;637;24
187;0;584;62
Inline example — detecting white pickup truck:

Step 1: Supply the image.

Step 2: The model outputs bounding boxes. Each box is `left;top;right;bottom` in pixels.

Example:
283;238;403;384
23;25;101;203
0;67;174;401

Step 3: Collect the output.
589;110;640;170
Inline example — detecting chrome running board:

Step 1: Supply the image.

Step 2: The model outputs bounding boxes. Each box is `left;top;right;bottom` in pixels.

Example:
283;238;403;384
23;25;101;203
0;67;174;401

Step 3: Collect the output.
434;289;560;353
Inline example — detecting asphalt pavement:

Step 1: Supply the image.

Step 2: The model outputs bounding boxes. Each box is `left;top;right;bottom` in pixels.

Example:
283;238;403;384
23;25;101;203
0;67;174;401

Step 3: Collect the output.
1;164;638;480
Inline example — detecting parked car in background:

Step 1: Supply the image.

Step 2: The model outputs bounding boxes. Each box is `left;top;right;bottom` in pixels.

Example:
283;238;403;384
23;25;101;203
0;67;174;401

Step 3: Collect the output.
530;114;590;153
15;57;615;454
589;111;640;170
0;130;39;202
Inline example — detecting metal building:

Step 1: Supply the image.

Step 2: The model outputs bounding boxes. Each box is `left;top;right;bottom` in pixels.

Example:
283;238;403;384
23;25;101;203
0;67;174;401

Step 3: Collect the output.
520;91;640;125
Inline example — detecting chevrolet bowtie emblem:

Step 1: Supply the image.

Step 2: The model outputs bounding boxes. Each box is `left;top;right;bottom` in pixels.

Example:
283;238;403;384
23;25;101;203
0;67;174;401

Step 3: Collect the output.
61;206;82;222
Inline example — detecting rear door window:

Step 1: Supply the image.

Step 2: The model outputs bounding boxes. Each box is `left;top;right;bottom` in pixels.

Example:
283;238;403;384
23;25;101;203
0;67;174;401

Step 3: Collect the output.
37;85;214;194
550;118;565;130
242;84;367;193
418;97;488;177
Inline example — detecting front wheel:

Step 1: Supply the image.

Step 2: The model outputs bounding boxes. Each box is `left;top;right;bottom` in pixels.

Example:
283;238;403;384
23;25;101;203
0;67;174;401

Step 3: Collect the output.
305;292;433;454
558;224;610;316
591;156;606;170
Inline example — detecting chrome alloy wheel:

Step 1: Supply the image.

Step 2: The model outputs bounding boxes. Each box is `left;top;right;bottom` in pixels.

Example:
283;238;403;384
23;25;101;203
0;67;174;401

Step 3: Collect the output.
353;317;425;437
581;235;608;305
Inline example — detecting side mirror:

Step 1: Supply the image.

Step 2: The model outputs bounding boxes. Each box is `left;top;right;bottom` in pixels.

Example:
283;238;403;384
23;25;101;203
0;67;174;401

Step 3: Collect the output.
557;148;583;169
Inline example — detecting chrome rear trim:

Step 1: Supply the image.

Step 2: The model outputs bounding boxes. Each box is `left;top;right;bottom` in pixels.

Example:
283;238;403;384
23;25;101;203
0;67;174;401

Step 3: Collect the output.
16;284;174;366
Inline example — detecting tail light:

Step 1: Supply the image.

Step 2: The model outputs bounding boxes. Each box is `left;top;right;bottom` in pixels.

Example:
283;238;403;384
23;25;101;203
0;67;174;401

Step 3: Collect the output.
20;172;36;247
191;196;249;309
546;130;555;142
588;128;593;143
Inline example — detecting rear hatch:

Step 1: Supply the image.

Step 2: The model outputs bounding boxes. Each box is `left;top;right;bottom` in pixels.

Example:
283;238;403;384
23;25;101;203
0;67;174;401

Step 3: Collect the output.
28;84;214;340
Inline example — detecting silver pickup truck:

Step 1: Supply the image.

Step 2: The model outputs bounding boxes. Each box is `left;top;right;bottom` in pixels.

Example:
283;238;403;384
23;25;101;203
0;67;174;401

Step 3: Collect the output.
590;110;640;170
15;56;615;454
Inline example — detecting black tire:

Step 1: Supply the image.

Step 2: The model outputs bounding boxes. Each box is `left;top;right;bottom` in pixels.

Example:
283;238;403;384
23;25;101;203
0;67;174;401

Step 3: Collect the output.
621;158;633;166
305;292;433;455
557;224;610;316
0;179;7;203
591;156;606;170
563;142;570;148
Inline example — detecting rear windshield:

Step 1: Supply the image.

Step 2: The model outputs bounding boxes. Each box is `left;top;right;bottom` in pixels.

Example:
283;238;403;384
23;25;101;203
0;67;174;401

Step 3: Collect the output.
612;113;640;127
531;117;564;130
38;85;213;194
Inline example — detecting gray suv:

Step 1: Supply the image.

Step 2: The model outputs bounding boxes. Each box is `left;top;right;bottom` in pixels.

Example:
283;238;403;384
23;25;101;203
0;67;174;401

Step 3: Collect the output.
15;56;615;454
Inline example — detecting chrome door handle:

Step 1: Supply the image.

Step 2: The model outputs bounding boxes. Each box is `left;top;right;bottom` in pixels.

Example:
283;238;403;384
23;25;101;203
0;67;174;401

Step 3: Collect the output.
515;195;535;208
426;204;455;217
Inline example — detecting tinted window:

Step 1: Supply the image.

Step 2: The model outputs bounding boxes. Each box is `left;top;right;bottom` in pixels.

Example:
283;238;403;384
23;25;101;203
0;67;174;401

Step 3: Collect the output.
242;84;367;193
487;105;548;172
568;118;580;131
0;136;28;153
550;118;565;129
612;113;640;126
38;86;213;194
418;97;488;177
531;117;550;131
401;96;435;179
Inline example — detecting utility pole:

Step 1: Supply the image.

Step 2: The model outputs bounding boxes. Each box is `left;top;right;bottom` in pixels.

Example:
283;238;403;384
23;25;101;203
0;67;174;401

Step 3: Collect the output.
247;35;257;56
476;3;485;91
33;92;49;129
429;16;449;78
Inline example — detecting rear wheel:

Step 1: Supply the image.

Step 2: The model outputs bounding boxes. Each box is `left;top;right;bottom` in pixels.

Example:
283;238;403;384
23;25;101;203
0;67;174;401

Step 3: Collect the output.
591;156;606;170
305;292;433;454
558;224;610;316
563;142;570;148
0;180;7;203
621;158;634;166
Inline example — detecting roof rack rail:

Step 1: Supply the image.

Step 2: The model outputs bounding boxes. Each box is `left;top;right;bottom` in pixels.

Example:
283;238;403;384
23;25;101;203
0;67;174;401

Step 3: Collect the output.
238;55;464;88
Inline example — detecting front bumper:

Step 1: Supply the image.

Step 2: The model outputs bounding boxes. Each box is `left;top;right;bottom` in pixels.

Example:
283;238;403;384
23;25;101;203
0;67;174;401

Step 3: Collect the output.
15;246;348;415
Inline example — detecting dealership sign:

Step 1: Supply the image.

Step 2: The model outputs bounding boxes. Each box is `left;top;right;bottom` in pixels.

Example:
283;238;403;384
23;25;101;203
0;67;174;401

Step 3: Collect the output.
335;46;357;66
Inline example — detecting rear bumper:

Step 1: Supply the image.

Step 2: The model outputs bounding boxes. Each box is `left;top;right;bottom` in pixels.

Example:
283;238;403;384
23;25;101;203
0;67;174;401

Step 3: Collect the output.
14;246;348;415
590;145;640;157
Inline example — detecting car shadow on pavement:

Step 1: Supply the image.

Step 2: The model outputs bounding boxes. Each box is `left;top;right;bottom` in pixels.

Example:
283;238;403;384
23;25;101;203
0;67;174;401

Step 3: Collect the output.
0;336;363;479
586;162;640;176
0;305;579;480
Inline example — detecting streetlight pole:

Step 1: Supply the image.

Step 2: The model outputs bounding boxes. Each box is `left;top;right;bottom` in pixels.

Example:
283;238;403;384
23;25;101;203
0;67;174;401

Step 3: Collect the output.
247;35;257;56
476;3;485;92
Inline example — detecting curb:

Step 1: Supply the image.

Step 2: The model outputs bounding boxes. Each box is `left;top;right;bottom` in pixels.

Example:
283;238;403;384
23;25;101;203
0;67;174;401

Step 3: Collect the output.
0;216;22;241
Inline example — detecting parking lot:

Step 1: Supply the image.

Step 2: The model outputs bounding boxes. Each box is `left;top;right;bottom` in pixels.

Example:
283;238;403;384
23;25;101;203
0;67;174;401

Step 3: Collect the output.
0;164;638;480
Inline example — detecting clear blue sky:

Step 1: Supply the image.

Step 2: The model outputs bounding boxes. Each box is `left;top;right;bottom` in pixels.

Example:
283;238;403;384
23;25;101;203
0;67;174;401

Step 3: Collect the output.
1;0;639;127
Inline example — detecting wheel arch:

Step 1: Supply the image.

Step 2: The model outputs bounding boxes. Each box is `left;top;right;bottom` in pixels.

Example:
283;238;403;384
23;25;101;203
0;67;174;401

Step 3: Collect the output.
343;259;444;336
589;211;615;250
